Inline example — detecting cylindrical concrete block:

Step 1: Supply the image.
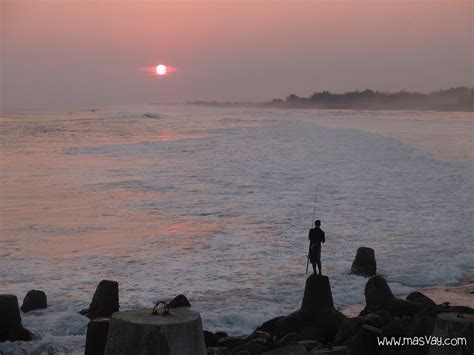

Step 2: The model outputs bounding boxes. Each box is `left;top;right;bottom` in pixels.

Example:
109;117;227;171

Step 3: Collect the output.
104;308;206;355
311;346;350;354
429;313;474;355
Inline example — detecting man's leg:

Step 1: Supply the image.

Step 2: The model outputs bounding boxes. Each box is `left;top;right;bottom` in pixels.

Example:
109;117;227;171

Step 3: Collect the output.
316;247;322;275
312;262;317;275
317;261;322;276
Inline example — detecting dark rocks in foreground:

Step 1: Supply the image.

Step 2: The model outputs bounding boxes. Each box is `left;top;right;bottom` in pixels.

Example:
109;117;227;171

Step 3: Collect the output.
85;318;110;355
351;247;377;277
0;294;33;342
168;294;191;308
80;280;119;319
21;290;47;313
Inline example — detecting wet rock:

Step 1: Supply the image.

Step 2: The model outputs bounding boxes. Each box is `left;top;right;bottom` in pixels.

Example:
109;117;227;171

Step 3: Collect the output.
168;294;191;308
204;330;218;347
351;247;377;277
21;290;47;313
389;298;424;317
80;280;119;319
85;318;110;355
0;294;33;342
311;347;350;354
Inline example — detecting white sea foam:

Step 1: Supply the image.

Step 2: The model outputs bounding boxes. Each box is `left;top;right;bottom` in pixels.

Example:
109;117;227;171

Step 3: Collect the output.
0;106;472;354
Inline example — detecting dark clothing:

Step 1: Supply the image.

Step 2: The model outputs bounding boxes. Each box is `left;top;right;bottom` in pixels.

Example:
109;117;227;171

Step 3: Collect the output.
308;227;325;247
309;245;321;264
308;226;325;275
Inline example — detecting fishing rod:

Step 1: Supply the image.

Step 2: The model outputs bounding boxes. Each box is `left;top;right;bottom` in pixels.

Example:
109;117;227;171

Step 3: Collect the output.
306;184;317;274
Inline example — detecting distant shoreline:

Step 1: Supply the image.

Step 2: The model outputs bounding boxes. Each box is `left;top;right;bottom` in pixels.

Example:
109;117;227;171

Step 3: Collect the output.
183;86;474;113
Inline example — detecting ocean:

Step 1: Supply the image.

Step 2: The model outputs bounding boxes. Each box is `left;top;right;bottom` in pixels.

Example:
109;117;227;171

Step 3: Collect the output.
1;106;473;354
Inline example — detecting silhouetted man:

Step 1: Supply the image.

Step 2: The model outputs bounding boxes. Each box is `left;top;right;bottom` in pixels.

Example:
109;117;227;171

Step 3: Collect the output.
308;220;325;275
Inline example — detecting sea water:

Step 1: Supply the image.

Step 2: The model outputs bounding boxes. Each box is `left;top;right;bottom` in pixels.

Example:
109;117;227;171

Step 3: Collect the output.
1;106;473;354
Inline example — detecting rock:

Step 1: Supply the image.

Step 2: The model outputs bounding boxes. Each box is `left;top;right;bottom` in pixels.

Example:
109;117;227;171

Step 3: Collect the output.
168;294;191;308
217;335;249;348
21;290;47;313
229;339;271;355
406;292;436;307
333;314;384;345
262;345;307;355
247;330;272;346
302;275;334;313
207;347;230;355
0;294;33;342
382;317;405;337
349;325;383;355
204;330;218;347
215;331;228;341
297;339;324;350
389;298;425;317
257;316;285;335
300;326;325;341
351;247;377;276
85;318;110;355
104;308;206;355
80;280;119;319
276;332;304;347
363;275;394;312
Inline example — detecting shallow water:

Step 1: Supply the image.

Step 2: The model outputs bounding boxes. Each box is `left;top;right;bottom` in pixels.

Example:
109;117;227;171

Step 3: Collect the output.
1;106;473;354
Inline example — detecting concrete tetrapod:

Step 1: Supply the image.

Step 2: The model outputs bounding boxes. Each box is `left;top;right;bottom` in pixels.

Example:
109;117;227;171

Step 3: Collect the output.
104;308;206;355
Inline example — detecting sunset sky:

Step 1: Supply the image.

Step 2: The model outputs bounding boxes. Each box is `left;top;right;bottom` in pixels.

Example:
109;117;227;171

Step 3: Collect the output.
1;0;472;112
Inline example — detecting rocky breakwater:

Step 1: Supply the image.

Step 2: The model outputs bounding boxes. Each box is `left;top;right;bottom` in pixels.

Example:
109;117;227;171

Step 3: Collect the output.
206;275;347;354
333;275;474;355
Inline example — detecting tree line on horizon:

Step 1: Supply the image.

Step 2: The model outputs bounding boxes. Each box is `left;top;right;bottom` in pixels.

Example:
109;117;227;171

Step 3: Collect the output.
268;87;473;111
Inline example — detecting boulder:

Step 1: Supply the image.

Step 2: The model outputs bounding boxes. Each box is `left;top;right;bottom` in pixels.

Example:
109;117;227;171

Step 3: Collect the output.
276;332;304;347
21;290;47;313
406;292;436;307
207;347;230;355
0;294;33;342
351;247;377;277
85;318;110;355
247;330;272;346
80;280;119;319
333;314;384;345
349;324;383;355
168;294;191;308
297;339;324;350
204;330;218;347
217;335;249;348
229;339;271;355
429;313;474;355
363;276;394;312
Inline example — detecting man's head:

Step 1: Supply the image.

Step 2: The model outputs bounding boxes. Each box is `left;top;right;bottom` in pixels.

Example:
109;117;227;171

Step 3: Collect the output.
315;220;321;227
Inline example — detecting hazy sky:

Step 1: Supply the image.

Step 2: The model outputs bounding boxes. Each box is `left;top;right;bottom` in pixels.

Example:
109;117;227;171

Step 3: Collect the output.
1;0;472;112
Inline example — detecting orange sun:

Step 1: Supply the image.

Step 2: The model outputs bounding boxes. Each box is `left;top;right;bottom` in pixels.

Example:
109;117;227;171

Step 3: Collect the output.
155;64;167;76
